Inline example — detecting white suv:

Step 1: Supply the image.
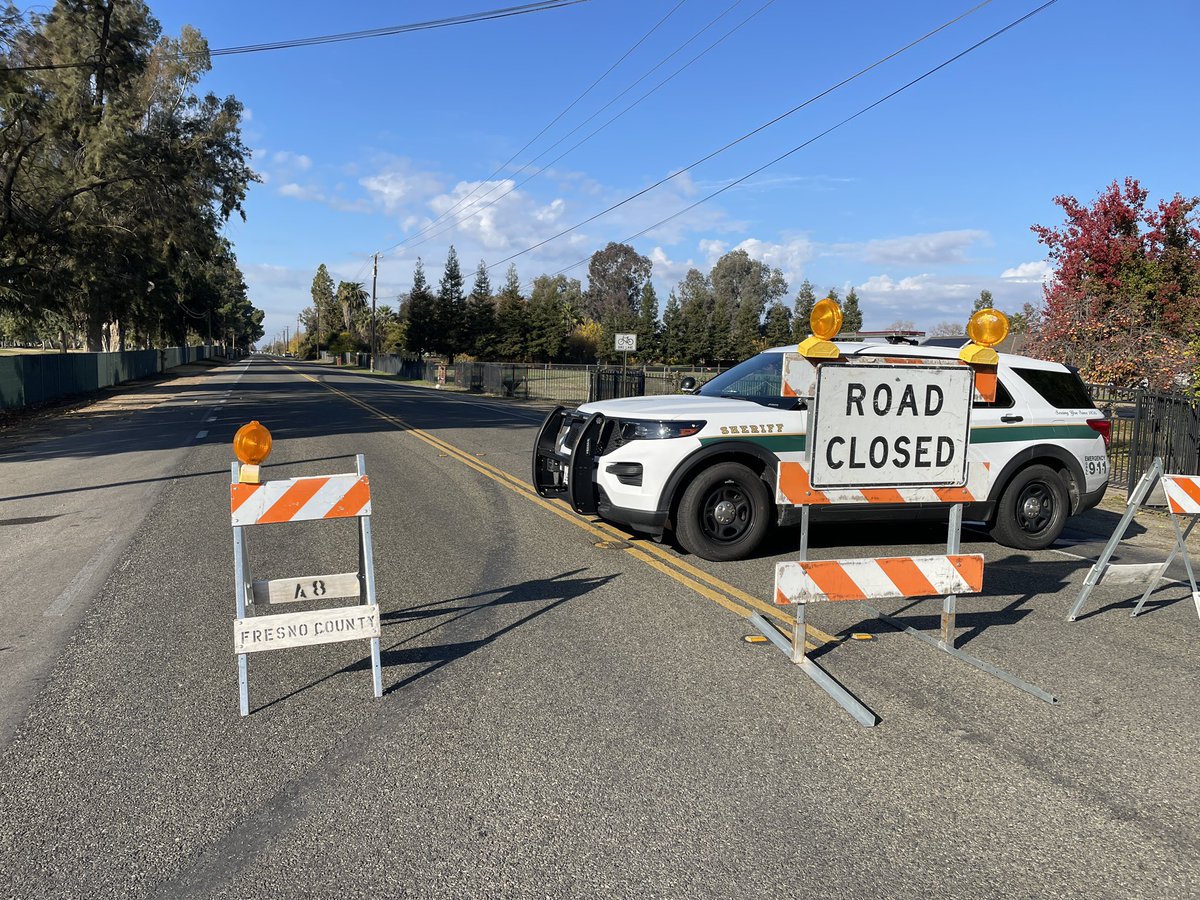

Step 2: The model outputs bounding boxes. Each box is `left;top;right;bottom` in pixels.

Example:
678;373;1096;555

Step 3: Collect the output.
532;342;1110;561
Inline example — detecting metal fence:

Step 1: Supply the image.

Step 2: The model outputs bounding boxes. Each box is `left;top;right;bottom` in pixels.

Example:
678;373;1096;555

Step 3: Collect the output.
371;356;723;404
0;344;228;410
1087;382;1200;492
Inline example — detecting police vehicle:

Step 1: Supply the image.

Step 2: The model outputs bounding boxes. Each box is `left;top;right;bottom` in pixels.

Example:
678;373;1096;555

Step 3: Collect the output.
532;342;1110;561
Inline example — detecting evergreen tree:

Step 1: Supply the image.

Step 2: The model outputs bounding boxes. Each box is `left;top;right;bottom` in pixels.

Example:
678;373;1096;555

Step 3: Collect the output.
635;282;660;361
842;287;863;334
676;268;713;364
527;274;578;362
792;279;817;342
660;290;682;363
494;264;528;360
464;259;496;358
403;259;437;355
435;245;466;359
763;301;793;347
974;289;994;312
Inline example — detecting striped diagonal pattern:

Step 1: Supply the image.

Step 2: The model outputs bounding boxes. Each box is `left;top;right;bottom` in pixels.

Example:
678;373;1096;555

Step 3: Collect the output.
774;555;984;605
231;473;372;526
1162;474;1200;516
776;460;989;506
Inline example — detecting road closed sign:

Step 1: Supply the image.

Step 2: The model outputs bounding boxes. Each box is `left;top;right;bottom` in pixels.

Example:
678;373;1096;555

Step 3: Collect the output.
810;362;973;490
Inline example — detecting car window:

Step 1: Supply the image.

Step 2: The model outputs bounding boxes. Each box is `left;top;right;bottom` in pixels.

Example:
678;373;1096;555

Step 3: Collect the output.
1012;367;1094;409
974;380;1015;409
697;353;793;408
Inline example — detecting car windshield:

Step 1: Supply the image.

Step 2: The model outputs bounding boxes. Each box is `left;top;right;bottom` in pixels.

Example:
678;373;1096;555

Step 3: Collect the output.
697;352;794;408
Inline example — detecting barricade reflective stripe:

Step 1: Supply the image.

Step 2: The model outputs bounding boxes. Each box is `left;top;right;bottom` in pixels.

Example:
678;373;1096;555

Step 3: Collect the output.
774;554;984;604
231;473;371;526
1162;474;1200;516
776;460;989;506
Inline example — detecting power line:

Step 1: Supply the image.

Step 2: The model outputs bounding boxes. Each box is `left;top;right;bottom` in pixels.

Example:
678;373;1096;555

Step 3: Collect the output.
394;0;774;258
0;0;589;72
387;0;692;254
535;0;1060;283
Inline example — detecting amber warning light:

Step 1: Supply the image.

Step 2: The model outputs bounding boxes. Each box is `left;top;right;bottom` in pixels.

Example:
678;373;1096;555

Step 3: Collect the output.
234;420;272;483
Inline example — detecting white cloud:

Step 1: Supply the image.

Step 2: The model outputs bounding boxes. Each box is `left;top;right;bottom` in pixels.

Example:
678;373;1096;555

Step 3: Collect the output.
730;236;816;283
359;162;443;214
837;229;989;266
1001;260;1052;282
272;150;311;171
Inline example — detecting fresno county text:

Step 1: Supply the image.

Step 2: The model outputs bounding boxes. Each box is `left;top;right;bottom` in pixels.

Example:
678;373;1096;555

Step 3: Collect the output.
234;604;381;654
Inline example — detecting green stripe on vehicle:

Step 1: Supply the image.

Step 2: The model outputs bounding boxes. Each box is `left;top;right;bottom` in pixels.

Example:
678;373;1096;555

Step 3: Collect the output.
969;424;1098;443
700;434;807;452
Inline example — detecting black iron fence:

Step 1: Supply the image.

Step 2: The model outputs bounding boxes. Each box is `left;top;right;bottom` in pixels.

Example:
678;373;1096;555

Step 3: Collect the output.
371;355;721;404
1087;383;1200;492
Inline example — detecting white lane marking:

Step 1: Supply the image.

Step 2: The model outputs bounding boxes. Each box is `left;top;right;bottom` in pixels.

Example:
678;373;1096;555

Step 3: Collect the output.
196;430;208;438
1050;548;1093;561
44;533;122;617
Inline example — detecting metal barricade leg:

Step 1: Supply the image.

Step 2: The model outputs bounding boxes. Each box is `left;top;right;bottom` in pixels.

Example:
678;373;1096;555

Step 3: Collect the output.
231;462;250;717
1131;516;1196;617
1068;458;1163;622
941;503;963;648
357;454;383;698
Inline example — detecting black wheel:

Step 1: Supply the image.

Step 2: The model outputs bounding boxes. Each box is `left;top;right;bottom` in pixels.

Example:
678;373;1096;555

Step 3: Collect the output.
674;462;770;561
989;464;1069;550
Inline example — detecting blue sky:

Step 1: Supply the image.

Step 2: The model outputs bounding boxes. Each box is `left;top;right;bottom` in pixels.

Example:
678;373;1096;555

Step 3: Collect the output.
144;0;1198;345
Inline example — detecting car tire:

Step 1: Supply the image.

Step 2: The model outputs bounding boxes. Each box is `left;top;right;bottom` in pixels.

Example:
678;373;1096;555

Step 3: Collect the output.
989;464;1069;550
675;462;770;561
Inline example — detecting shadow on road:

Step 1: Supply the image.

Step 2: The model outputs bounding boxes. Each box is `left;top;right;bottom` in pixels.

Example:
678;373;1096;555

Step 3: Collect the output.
255;569;615;714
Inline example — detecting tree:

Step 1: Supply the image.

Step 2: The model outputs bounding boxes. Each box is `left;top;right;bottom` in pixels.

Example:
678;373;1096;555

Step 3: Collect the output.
763;301;793;348
635;281;660;361
403;259;437;355
1027;178;1200;387
311;264;336;344
0;4;258;350
464;260;496;358
527;274;579;362
710;249;787;360
494;264;528;360
660;290;682;363
434;245;466;359
792;279;817;341
842;287;863;334
974;289;994;312
884;319;916;331
335;281;368;341
676;268;713;363
930;321;965;337
585;242;651;321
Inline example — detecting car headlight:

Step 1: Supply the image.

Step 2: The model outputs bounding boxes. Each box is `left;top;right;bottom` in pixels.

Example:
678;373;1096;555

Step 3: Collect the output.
616;419;706;441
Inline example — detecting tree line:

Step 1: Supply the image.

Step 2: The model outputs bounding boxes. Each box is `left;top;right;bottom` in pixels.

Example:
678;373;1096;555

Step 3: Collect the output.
300;242;878;367
0;2;263;352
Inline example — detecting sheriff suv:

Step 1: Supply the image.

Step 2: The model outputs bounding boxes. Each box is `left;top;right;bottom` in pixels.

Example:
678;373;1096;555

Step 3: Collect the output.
532;342;1110;561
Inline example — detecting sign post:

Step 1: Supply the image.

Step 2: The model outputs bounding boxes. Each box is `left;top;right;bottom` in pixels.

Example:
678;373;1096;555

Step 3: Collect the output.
614;333;636;380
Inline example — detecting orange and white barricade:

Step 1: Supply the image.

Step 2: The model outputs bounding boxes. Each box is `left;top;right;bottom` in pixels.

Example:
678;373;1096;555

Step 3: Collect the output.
231;452;383;716
1068;458;1200;622
752;346;1055;727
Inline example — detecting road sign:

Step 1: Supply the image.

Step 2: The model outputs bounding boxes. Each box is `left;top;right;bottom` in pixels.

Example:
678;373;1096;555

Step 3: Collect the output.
235;604;381;654
809;362;972;490
614;333;637;352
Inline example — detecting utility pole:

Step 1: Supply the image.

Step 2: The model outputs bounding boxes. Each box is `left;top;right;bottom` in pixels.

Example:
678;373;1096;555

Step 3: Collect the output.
370;253;379;372
284;325;289;356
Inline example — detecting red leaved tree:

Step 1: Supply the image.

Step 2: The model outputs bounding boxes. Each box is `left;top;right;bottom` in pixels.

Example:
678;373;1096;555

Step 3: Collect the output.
1027;178;1200;390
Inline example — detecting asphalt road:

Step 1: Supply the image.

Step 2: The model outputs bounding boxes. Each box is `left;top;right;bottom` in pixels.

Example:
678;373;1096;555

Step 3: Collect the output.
1;357;1197;899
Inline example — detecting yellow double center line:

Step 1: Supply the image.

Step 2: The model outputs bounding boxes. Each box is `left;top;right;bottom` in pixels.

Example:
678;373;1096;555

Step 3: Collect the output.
291;365;835;650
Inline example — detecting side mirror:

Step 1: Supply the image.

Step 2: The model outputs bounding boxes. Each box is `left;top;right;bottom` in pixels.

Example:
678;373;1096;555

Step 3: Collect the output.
680;376;697;394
